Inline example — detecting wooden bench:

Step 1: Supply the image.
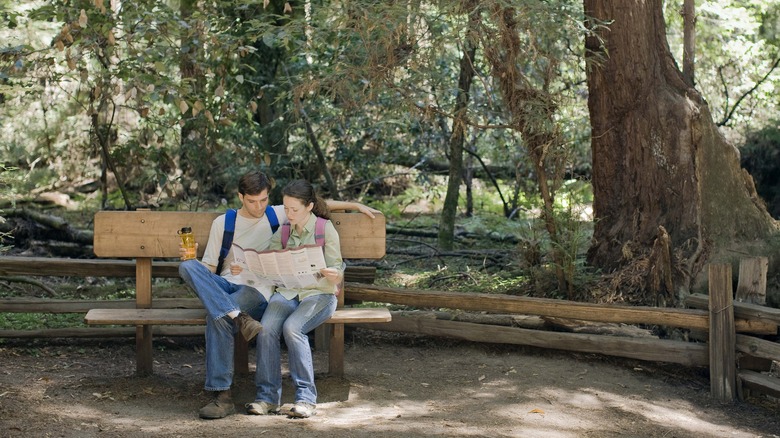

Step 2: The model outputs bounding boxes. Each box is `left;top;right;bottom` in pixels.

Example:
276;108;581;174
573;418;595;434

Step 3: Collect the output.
84;210;390;377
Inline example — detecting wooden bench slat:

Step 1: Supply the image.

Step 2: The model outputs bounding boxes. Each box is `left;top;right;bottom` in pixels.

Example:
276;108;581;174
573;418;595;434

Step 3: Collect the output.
93;211;386;259
85;307;391;326
327;308;391;323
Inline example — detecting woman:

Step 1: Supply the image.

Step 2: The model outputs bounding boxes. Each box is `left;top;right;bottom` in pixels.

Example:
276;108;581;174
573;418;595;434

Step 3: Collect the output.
247;180;343;418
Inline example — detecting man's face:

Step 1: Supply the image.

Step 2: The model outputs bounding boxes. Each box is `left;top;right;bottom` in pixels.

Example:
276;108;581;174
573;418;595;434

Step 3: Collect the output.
239;190;270;219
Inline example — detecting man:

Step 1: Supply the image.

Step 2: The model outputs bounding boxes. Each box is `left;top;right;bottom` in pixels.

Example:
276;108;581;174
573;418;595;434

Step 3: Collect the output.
179;171;378;419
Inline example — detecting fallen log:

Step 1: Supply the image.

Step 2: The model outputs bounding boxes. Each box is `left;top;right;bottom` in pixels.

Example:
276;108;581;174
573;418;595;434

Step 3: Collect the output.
3;208;93;245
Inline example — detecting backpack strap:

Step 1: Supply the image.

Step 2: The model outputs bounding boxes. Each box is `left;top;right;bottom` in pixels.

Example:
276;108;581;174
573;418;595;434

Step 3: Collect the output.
265;205;279;233
216;208;237;274
314;216;327;246
281;223;291;249
281;216;328;249
216;206;280;273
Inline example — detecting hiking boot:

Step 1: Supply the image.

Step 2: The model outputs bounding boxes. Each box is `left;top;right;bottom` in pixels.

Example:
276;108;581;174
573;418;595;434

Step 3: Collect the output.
245;400;281;415
288;402;316;418
199;390;235;419
234;312;262;340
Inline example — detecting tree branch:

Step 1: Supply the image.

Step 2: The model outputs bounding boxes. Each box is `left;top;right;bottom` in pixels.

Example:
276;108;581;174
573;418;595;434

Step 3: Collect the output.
717;56;780;127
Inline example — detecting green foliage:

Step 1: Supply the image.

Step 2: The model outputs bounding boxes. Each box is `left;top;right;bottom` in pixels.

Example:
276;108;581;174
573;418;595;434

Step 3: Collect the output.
0;312;85;330
0;165;20;253
665;1;780;143
741;122;780;218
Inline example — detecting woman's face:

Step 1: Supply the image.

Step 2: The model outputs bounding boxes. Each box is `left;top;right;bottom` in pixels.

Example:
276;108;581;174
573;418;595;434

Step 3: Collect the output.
283;195;313;228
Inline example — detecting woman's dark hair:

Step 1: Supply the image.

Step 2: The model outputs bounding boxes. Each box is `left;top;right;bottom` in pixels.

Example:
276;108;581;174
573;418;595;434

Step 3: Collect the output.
282;179;329;219
238;171;272;196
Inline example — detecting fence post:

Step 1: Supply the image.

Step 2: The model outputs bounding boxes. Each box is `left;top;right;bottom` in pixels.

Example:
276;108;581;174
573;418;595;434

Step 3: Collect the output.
735;257;768;305
708;263;736;402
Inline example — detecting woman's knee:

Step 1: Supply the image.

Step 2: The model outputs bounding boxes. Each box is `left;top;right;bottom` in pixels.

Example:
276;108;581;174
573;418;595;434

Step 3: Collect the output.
282;319;308;342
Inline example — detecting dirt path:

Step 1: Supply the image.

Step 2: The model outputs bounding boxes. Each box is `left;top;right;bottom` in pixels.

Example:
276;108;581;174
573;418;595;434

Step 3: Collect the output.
1;330;779;438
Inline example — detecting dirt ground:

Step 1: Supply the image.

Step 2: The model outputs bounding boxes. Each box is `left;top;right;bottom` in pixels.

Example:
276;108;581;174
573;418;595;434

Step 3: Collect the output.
1;329;780;438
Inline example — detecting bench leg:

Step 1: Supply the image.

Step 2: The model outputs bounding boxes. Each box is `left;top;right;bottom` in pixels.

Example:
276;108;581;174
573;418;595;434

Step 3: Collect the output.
315;324;331;351
136;325;153;376
234;332;249;376
328;323;345;378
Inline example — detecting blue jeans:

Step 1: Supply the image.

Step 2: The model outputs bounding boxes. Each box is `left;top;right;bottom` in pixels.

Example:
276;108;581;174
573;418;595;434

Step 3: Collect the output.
179;260;267;391
254;292;337;405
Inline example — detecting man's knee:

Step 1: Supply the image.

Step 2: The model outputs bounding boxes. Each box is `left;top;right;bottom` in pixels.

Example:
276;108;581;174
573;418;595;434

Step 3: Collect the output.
178;259;201;279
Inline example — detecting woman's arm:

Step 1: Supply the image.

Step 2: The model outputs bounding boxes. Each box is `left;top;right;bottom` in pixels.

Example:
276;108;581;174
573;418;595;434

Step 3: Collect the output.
320;221;344;285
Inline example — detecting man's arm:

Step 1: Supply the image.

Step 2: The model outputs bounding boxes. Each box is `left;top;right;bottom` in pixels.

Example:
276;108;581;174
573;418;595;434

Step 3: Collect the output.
325;200;380;219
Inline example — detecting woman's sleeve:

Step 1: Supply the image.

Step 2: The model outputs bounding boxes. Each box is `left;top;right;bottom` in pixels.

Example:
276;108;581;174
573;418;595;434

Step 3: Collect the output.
323;221;343;270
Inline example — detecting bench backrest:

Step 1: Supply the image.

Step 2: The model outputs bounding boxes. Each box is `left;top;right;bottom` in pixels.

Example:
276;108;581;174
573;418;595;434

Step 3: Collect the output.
93;210;386;259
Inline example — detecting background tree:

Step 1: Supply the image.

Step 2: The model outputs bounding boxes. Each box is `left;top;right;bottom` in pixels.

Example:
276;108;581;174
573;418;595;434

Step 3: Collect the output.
665;1;780;144
438;0;478;251
584;0;778;304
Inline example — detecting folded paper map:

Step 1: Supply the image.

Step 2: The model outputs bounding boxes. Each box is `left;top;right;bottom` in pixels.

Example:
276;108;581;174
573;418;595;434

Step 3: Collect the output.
230;243;327;289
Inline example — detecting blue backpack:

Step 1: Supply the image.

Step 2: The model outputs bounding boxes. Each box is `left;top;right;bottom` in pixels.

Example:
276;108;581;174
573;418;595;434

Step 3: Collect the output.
216;206;279;273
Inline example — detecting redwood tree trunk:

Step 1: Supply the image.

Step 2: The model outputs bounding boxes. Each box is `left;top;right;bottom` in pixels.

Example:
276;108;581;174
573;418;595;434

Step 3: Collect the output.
584;1;776;298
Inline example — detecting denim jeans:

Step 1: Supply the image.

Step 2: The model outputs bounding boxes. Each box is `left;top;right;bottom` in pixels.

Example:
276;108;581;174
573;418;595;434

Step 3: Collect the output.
179;260;267;391
254;292;337;405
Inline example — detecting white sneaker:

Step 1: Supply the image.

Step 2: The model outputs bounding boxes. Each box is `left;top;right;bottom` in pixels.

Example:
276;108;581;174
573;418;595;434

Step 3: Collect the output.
245;400;280;415
288;402;316;418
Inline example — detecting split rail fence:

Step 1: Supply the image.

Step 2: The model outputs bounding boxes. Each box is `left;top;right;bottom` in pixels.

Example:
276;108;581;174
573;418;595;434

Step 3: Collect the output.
1;255;778;402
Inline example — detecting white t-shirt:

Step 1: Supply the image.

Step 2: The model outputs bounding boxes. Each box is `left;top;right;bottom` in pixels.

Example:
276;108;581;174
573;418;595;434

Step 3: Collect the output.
201;205;287;278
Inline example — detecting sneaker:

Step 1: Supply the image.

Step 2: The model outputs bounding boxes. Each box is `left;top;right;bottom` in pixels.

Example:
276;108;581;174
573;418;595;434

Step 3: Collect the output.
234;312;262;340
288;402;316;418
199;390;235;419
245;400;280;415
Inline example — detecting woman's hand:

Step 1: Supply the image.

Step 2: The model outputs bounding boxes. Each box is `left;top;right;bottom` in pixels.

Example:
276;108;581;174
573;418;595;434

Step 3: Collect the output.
230;262;243;276
319;267;343;285
354;203;380;219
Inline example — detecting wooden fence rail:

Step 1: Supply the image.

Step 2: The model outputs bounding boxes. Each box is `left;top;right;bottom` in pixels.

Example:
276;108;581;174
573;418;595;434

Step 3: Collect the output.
1;256;779;402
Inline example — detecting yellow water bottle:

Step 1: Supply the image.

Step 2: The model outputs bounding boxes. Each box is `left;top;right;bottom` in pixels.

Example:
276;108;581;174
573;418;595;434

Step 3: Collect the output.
178;226;197;260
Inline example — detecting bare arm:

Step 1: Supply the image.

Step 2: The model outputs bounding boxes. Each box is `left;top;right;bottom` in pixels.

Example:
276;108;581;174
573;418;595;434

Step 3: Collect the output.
325;200;381;218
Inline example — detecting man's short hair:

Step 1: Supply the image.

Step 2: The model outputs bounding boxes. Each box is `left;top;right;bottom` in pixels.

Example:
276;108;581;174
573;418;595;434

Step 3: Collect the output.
238;171;272;196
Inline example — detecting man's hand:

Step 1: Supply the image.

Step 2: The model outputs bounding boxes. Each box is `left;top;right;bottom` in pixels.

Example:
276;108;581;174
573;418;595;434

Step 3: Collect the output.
179;242;199;260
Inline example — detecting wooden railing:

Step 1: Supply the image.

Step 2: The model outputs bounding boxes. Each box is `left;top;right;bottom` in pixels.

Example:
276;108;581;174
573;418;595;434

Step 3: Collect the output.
1;255;778;402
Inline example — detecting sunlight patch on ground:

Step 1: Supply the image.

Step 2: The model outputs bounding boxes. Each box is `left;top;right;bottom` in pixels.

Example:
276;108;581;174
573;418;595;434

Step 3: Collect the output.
591;389;759;437
526;386;764;438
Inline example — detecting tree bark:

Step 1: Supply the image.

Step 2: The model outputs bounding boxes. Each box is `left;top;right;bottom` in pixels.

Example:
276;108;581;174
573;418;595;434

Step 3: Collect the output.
584;0;777;298
481;4;568;294
179;0;212;197
681;0;695;86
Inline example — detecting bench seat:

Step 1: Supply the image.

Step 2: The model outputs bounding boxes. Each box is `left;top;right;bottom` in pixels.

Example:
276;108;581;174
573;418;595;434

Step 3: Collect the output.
85;307;391;326
84;306;391;377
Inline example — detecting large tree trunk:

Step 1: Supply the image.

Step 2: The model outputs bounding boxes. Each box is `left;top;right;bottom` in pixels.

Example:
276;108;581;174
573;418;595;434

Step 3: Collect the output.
584;0;777;301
